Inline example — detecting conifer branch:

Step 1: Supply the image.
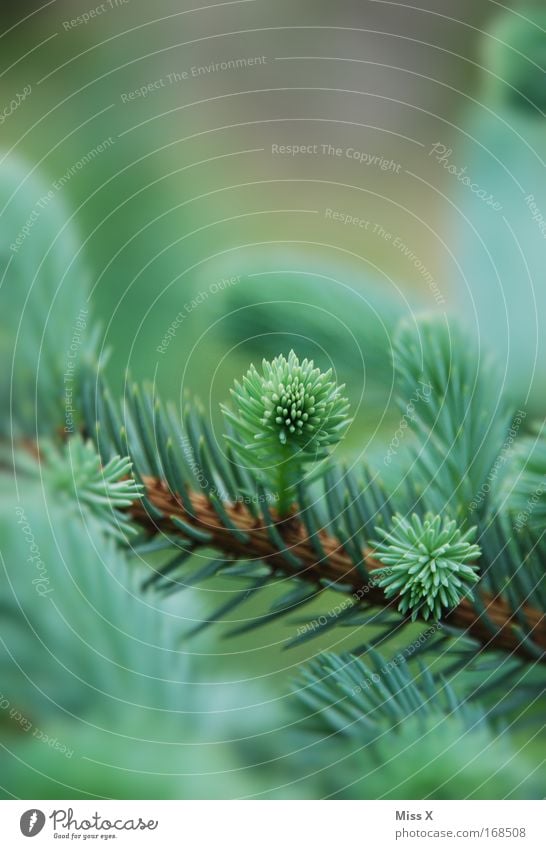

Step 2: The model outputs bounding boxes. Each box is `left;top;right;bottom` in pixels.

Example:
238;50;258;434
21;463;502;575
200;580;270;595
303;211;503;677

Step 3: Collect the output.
129;475;546;663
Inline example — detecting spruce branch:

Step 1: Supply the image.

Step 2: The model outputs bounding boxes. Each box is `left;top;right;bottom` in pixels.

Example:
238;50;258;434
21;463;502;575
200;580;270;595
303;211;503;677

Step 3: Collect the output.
127;475;546;663
291;652;545;800
77;321;546;665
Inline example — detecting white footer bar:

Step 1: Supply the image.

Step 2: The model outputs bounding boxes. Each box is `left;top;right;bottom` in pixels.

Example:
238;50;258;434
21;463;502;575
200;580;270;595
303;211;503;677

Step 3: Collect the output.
1;800;544;848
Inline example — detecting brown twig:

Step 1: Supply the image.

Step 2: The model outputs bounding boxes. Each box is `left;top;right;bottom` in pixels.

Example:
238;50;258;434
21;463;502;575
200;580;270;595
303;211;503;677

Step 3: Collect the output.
130;476;546;664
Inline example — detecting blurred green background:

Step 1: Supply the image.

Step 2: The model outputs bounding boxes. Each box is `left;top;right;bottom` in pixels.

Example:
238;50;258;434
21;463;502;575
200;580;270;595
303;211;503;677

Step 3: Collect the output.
1;0;545;799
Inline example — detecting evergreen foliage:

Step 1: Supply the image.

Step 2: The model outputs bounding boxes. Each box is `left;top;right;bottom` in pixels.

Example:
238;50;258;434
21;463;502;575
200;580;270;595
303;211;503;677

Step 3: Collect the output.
2;150;545;800
70;314;546;674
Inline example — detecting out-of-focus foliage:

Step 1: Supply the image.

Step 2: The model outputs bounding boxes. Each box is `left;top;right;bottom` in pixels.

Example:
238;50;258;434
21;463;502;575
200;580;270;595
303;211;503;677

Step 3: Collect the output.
452;6;546;413
0;468;286;799
293;653;544;799
1;0;546;803
0;156;98;437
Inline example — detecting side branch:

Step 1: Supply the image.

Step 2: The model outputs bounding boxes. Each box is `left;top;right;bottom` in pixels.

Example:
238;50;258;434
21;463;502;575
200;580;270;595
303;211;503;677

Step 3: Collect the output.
130;476;546;663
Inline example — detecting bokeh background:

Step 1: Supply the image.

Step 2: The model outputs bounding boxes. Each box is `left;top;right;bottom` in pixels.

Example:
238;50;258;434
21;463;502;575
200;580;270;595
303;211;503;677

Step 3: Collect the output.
1;0;545;799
